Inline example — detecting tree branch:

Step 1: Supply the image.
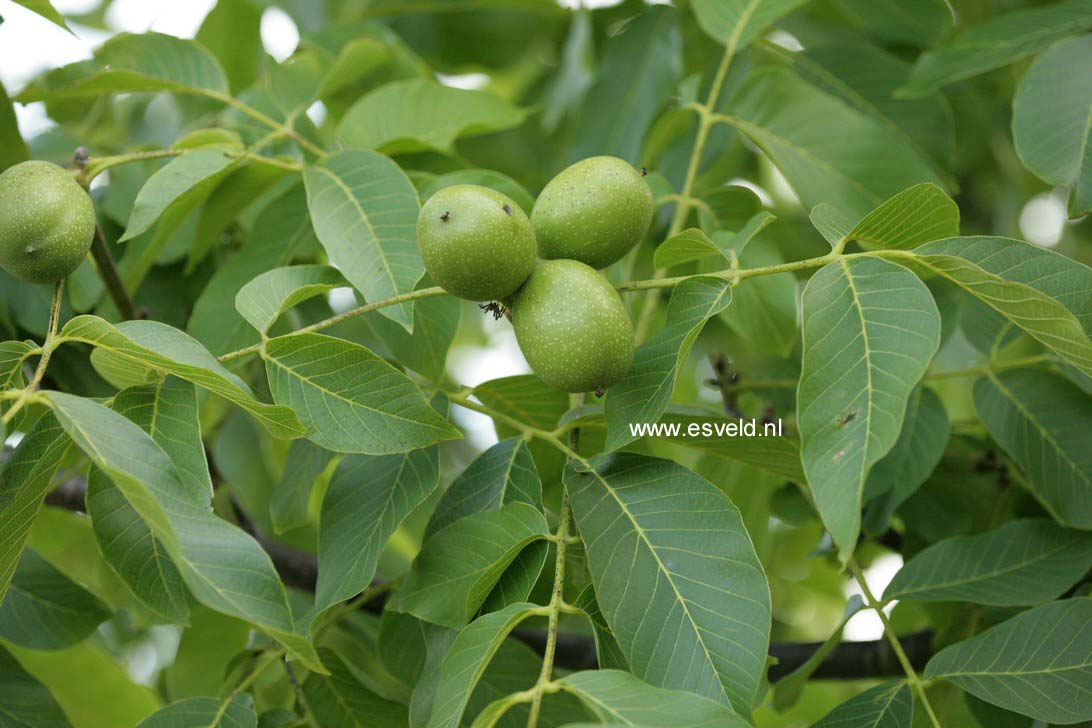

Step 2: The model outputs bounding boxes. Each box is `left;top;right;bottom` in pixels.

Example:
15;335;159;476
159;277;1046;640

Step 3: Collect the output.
38;474;934;680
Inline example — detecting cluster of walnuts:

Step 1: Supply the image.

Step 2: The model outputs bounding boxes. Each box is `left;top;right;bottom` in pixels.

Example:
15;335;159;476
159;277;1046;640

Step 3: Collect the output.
0;155;653;396
419;156;653;394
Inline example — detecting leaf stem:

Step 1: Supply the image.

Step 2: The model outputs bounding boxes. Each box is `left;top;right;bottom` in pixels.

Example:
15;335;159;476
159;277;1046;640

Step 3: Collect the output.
89;220;139;319
2;280;65;426
634;29;742;341
207;92;325;157
849;560;941;728
215;648;285;722
526;495;573;728
218;286;448;362
217;252;844;365
446;390;588;465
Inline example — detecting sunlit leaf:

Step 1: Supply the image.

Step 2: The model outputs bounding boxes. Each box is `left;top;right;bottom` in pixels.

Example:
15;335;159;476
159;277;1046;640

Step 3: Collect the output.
692;0;808;48
235;265;346;336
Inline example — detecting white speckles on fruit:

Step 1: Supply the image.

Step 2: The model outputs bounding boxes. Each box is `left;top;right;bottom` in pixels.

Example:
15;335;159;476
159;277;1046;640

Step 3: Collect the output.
0;160;96;284
417;184;536;301
531;156;653;270
512;259;634;393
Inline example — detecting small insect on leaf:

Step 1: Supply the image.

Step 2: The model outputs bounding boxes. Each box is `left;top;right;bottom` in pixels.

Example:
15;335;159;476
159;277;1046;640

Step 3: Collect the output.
836;409;859;428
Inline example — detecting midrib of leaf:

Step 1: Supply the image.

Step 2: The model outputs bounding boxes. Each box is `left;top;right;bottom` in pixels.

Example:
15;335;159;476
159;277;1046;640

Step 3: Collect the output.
721;114;882;204
263;344;443;430
309;163;394;296
897;533;1085;594
866;684;903;728
586;466;732;706
984;369;1089;496
6;582;87;617
840;258;876;497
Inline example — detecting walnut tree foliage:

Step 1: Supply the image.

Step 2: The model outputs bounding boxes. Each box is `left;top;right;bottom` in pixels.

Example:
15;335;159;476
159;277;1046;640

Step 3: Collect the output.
1;0;1091;727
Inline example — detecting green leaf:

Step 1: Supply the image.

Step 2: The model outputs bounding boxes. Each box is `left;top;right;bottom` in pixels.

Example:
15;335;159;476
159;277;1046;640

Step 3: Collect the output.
60;316;305;439
1012;34;1092;216
973;368;1092;528
136;694;256;728
605;277;732;451
6;640;159;726
480;540;548;614
692;0;808;48
44;392;319;670
725;67;946;220
885;519;1092;605
794;43;955;171
0;81;29;172
900;0;1092;97
811;680;912;728
556;670;747;727
473;375;569;432
337;79;527;154
19;32;229;102
305;445;440;630
426;438;541;539
862;386;949;532
924;598;1092;724
904;237;1092;368
799;257;941;561
195;0;263;92
0;549;110;649
87;467;190;624
188;185;318;356
120;150;240;243
368;277;461;384
424;602;539;728
263;332;460;454
0;414;72;606
811;184;959;251
772;596;866;711
833;0;951;47
565;454;770;715
303;150;422;330
11;1;71;32
653;228;722;270
235;265;346;336
541;7;595;133
0;644;70;728
270;439;333;534
572;585;629;672
392;504;548;628
571;6;681;164
302;648;407;728
716;228;796;357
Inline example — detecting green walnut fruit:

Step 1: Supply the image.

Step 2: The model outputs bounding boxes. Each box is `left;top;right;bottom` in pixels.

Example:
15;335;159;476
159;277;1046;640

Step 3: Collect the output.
531;156;653;270
417;184;536;301
512;259;634;393
0;160;96;284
